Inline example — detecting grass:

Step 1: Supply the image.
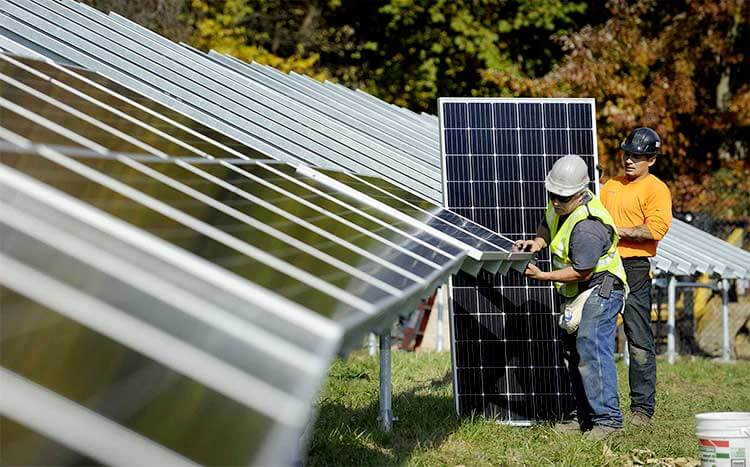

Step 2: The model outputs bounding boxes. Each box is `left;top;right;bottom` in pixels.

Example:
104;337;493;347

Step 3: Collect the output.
306;352;750;466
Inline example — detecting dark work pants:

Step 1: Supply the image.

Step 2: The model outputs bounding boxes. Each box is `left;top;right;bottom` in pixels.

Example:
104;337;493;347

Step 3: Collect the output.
622;279;656;417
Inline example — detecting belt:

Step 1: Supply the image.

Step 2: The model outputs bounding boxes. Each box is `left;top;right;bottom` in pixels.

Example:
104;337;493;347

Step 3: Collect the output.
622;257;651;265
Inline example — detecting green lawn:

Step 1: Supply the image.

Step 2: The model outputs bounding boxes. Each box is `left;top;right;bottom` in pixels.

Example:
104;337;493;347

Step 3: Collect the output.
306;352;750;466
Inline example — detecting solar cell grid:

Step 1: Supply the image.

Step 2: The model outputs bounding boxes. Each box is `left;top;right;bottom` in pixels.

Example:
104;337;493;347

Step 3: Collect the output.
440;98;598;423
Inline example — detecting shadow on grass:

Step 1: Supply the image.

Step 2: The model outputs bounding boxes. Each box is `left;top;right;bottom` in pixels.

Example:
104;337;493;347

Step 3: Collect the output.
306;370;460;466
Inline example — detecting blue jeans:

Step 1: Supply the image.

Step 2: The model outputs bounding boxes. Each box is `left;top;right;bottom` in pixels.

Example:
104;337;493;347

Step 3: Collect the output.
563;289;625;429
622;279;656;417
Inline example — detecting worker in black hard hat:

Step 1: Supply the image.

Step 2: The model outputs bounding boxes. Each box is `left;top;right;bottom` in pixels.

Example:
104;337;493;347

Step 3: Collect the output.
601;127;673;427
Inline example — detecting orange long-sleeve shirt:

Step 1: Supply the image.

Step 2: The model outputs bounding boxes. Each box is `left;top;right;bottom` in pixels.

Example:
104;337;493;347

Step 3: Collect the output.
601;174;673;258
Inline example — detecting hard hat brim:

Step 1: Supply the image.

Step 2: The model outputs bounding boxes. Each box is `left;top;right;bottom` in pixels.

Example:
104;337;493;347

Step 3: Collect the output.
620;142;658;155
544;177;587;197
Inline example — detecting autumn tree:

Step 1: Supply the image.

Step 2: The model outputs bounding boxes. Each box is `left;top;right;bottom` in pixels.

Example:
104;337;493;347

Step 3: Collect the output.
485;0;750;220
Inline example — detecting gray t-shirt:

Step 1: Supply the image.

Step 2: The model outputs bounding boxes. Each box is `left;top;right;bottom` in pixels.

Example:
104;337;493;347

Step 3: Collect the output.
545;215;616;289
569;219;613;271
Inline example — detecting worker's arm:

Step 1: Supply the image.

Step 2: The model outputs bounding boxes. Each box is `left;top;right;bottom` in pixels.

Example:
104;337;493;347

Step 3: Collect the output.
524;263;593;283
619;180;673;242
617;224;655;241
525;219;608;283
513;223;550;253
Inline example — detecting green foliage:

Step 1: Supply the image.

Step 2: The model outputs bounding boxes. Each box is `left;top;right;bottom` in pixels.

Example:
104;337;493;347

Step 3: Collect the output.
185;0;329;79
360;0;589;110
180;0;589;112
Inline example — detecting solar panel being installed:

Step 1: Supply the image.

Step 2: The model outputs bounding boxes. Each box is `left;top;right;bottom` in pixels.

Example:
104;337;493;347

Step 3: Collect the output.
440;98;600;423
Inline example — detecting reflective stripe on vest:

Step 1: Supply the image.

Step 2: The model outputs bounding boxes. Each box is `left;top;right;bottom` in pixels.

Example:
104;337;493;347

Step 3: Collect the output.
545;190;628;298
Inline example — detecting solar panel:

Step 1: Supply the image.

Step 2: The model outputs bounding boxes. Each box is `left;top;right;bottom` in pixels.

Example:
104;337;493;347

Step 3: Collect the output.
0;55;269;159
0;146;340;466
440;98;600;423
0;0;446;199
302;167;524;260
0;49;527;463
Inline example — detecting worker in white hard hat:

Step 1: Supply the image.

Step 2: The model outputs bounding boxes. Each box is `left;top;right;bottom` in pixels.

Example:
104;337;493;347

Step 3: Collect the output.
512;154;628;441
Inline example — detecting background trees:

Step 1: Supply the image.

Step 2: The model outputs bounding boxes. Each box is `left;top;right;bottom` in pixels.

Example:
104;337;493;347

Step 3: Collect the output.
484;0;749;220
85;0;749;222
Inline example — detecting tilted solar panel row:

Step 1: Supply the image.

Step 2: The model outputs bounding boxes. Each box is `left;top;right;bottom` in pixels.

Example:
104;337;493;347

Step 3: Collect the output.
0;0;445;200
0;39;531;467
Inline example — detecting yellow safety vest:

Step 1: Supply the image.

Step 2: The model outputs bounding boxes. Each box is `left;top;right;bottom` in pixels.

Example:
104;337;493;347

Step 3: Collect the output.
545;190;628;298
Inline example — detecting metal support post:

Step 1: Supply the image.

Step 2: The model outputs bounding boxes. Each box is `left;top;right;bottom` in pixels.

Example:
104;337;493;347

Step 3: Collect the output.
378;330;394;431
436;286;445;352
667;276;677;364
721;279;731;363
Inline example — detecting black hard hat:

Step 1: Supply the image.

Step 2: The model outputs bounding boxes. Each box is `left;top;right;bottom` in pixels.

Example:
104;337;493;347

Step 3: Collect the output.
621;127;661;155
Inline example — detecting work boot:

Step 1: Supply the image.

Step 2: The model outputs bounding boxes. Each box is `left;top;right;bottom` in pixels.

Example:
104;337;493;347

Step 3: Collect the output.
630;412;652;427
554;420;582;433
584;425;623;441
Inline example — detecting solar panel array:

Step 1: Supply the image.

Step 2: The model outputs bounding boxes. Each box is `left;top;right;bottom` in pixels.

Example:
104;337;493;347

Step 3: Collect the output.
2;3;749;465
6;0;748;282
440;98;600;423
0;25;530;467
0;0;445;199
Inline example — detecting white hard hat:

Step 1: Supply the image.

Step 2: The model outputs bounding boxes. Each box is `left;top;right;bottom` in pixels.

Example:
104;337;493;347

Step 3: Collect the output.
544;155;590;196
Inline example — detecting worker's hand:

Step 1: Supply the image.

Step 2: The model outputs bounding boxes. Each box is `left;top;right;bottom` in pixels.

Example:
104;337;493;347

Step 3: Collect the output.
513;239;542;253
523;262;548;281
616;227;629;239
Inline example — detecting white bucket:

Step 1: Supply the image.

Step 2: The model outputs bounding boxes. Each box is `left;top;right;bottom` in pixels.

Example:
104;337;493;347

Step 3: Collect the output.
696;412;750;467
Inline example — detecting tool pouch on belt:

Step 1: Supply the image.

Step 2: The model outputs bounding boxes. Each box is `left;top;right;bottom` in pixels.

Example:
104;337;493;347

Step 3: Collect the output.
558;287;596;334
